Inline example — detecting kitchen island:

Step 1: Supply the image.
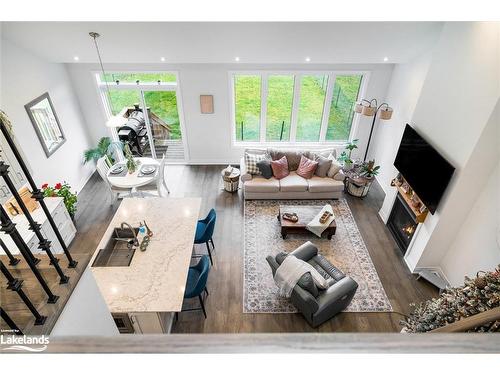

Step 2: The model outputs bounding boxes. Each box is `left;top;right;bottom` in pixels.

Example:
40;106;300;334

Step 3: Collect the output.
89;197;201;333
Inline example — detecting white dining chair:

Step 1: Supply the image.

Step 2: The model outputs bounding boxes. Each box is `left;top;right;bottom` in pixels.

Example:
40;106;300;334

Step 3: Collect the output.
96;156;132;203
108;142;125;163
135;155;170;198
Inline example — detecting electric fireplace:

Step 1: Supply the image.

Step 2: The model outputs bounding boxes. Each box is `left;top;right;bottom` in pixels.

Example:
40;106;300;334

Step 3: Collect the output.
387;193;418;253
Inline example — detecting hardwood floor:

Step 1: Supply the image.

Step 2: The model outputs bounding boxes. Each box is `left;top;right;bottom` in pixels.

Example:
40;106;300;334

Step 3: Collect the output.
166;165;437;333
1;165;437;335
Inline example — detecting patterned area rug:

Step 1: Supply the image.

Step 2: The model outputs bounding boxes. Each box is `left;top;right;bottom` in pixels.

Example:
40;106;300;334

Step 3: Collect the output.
243;199;393;313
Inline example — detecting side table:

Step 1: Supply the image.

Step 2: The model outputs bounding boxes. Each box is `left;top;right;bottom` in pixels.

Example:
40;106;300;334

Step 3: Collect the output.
343;170;373;198
221;165;240;193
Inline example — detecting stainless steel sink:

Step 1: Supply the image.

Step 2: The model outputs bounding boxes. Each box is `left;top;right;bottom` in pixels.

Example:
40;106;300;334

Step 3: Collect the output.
91;227;140;267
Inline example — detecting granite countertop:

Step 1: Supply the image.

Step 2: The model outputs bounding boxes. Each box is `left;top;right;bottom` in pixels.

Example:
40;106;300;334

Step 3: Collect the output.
0;197;64;254
90;197;201;313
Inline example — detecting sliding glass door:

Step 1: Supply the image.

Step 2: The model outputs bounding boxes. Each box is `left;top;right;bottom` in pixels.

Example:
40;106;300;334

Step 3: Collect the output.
142;91;183;159
97;72;186;161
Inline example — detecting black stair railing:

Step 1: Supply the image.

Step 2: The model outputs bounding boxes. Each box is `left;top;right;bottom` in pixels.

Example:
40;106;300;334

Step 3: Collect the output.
0;204;59;303
0;119;77;268
0;307;23;335
1;260;47;325
0;238;20;266
0;162;69;284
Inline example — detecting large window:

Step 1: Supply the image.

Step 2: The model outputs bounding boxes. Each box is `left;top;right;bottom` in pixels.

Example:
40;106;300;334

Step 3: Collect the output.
96;71;186;160
234;75;261;142
326;75;363;141
232;72;365;144
296;75;328;142
266;75;294;142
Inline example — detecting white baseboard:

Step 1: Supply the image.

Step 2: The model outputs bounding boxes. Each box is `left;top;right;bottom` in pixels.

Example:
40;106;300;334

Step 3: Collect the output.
76;169;96;196
413;266;451;290
378;207;390;223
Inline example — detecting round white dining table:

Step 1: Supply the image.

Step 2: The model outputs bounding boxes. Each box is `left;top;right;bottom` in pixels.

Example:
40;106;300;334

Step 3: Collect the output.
107;157;160;189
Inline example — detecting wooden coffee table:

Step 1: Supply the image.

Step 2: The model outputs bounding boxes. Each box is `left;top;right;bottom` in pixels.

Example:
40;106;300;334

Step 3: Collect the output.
278;205;336;240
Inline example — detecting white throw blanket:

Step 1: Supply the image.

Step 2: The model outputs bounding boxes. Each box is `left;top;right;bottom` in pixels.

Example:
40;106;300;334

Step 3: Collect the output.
274;254;332;297
306;204;335;237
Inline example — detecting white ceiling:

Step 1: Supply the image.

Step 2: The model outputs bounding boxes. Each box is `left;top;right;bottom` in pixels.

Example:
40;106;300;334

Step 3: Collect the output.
1;22;443;64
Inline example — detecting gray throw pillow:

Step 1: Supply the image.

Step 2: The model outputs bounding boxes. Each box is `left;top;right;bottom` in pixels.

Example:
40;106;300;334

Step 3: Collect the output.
314;154;333;177
275;252;319;297
256;159;273;179
267;148;312;171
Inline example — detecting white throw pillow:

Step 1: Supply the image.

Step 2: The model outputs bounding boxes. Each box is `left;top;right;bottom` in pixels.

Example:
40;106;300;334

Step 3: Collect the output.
327;154;342;178
245;152;267;175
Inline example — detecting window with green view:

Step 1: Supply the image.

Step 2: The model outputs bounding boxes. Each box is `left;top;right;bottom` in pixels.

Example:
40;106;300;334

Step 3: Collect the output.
232;72;364;143
100;72;177;84
234;75;261;141
296;75;328;142
326;75;363;141
266;75;294;142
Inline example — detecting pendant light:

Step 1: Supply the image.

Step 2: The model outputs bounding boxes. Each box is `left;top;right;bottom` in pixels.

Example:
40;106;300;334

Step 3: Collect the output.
89;32;128;128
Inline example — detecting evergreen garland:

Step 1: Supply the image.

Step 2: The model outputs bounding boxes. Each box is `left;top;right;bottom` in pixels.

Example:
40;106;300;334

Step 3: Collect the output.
401;265;500;332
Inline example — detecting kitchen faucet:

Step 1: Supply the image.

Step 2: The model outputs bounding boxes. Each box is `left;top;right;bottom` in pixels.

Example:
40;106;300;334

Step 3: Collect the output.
120;222;140;248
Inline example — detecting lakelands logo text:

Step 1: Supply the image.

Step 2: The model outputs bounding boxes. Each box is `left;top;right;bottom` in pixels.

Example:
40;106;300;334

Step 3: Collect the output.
1;334;49;352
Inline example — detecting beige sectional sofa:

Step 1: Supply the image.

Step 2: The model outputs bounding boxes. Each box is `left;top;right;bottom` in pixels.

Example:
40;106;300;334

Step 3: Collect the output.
240;148;345;200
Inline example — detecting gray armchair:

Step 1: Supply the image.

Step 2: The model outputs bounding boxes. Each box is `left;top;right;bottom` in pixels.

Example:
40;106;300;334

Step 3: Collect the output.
266;241;358;328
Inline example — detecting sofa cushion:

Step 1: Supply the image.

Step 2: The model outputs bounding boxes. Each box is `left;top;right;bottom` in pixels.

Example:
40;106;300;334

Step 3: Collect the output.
314;154;333;177
311;148;336;160
270;156;290;179
268;148;312;171
245;152;268;175
327;154;343;178
307;176;344;193
296;155;318;179
245;176;280;193
257;159;273;179
311;254;346;282
279;172;308;192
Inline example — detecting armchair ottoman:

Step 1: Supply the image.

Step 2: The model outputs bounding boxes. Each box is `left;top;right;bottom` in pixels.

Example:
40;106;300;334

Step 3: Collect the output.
266;241;358;328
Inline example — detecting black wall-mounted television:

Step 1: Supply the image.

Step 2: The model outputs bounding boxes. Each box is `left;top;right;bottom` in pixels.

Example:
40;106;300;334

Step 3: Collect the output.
394;124;455;214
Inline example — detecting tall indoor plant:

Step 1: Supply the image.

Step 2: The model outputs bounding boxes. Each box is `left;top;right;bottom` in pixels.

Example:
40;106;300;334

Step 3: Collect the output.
83;136;123;166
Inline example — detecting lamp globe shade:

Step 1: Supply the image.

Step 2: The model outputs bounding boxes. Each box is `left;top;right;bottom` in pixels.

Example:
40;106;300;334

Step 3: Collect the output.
379;107;393;120
361;105;376;117
354;102;364;114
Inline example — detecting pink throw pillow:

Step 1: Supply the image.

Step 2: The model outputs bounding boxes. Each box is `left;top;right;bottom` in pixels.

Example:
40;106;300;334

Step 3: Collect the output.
296;155;318;179
270;156;290;179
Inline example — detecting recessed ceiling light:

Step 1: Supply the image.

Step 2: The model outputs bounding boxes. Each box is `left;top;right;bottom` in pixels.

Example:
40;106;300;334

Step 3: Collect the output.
235;56;240;62
73;56;79;61
160;57;166;62
383;57;389;62
305;57;311;62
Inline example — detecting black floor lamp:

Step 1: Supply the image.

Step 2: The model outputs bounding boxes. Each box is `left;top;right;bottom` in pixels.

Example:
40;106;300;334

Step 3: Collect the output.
354;99;394;161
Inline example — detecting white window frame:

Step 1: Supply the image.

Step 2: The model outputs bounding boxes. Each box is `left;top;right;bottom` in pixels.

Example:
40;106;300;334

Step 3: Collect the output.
93;70;189;161
229;70;370;147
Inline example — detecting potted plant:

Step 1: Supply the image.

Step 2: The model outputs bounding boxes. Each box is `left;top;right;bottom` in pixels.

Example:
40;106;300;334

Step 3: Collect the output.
339;139;359;170
124;144;139;174
360;160;380;180
83;137;123;166
41;182;77;222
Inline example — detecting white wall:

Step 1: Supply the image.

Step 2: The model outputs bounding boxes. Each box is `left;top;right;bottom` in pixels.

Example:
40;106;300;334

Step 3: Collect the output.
66;63;393;164
407;23;499;272
1;39;94;192
369;50;434;222
51;268;119;336
369;22;500;285
440;160;500;286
